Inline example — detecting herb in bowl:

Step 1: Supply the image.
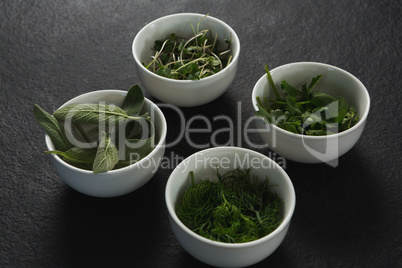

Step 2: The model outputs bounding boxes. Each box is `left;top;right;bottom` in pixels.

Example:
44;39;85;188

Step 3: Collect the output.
255;65;359;135
34;85;155;174
175;168;283;243
144;14;232;80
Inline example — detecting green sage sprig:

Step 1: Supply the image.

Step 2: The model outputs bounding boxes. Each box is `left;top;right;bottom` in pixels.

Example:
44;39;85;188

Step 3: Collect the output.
144;14;233;80
34;84;155;174
255;65;359;135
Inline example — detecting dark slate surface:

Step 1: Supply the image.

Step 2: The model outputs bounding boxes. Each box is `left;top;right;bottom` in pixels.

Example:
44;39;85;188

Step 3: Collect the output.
1;0;401;267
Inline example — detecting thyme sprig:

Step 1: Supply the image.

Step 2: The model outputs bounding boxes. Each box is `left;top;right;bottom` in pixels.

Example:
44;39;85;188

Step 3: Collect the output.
144;14;232;80
176;169;283;243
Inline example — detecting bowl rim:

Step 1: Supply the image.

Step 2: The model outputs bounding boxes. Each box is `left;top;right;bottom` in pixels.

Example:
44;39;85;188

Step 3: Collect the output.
132;12;241;85
251;61;371;140
45;89;167;175
165;146;296;248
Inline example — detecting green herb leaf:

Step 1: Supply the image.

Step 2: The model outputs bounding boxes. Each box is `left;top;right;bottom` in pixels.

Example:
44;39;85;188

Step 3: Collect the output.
325;97;349;123
308;74;322;92
119;117;155;168
93;131;119;174
340;107;359;131
33;104;72;151
281;80;301;98
53;104;140;125
311;91;336;107
255;104;273;124
121;84;145;116
286;96;302;115
264;64;283;101
45;147;97;164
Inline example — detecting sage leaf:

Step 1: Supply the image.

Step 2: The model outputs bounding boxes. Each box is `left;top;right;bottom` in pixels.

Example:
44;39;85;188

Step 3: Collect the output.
116;136;155;169
125;119;154;156
93;131;119;174
121;84;144;116
45;147;97;164
116;117;155;168
34;104;72;151
53;104;139;125
64;146;98;163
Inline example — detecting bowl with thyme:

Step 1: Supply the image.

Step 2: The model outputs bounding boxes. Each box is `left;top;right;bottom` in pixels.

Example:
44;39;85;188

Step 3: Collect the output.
34;85;167;197
252;62;370;164
165;147;296;267
132;13;240;107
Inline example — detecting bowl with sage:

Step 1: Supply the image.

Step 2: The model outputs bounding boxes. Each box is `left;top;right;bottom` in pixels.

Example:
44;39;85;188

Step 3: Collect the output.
252;62;370;164
34;85;167;197
165;146;296;268
132;13;240;107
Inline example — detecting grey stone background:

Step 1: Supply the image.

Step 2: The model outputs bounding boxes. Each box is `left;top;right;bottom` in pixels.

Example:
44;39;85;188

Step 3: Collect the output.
1;0;401;267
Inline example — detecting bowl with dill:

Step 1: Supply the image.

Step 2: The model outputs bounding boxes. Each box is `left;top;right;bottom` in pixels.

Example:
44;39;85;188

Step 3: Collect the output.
252;62;370;164
165;147;296;267
132;13;240;107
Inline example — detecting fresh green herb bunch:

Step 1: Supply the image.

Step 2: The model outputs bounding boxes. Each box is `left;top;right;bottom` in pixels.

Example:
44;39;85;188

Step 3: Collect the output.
33;85;155;174
144;15;232;80
255;65;359;135
176;169;283;243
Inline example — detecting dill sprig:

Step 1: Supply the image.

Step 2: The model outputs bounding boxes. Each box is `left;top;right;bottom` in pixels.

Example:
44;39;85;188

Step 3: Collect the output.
175;169;283;243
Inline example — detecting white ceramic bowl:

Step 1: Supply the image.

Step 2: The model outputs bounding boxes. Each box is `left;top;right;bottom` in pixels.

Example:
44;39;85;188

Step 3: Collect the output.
252;62;370;164
165;147;296;267
45;90;167;198
132;13;240;107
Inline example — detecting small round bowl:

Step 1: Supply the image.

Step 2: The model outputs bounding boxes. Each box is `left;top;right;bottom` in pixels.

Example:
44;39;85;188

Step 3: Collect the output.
252;62;370;164
45;90;167;198
165;147;296;267
132;13;240;107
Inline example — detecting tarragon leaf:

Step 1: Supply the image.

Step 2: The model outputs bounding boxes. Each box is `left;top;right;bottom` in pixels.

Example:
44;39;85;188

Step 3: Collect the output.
93;131;119;174
34;104;72;151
